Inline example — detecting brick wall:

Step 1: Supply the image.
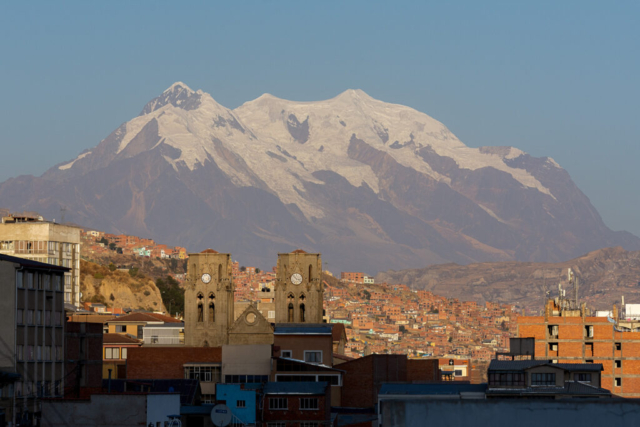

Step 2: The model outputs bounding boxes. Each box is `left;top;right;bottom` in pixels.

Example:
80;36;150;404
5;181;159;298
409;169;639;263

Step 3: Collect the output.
126;347;222;379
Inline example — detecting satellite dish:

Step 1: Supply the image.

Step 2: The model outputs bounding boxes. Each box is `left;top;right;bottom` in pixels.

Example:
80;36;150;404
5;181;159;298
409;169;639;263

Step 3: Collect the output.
210;404;232;427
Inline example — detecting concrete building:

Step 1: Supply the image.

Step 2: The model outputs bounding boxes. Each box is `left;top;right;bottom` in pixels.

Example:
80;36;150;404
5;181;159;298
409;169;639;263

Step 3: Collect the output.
518;294;640;397
41;392;181;427
0;254;68;426
0;215;82;307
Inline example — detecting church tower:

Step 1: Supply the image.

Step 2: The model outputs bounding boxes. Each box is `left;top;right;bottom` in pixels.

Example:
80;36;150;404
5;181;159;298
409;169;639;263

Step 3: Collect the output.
275;250;323;323
184;249;234;347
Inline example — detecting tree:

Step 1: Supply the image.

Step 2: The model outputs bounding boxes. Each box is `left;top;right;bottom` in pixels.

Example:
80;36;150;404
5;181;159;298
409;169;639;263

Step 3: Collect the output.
255;268;261;274
108;243;116;251
399;325;407;334
128;267;138;277
240;266;246;272
99;237;109;245
156;276;185;316
108;263;116;272
362;290;371;300
116;247;123;254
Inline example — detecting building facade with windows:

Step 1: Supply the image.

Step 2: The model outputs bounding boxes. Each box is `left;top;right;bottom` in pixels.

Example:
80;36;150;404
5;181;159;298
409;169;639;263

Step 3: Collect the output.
0;216;81;307
0;254;68;426
262;382;331;427
518;297;640;397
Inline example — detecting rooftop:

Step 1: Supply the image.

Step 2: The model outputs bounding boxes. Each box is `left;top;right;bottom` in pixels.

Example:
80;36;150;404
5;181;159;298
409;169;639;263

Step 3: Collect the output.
0;253;70;272
488;360;603;372
379;383;488;396
274;324;333;335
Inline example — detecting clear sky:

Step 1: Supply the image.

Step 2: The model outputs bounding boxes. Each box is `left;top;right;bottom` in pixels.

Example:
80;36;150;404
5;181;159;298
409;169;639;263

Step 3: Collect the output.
1;1;639;235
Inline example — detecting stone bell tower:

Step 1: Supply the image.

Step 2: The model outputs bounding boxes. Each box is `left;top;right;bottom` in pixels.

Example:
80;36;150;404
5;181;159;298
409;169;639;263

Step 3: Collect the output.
275;250;323;323
184;249;235;347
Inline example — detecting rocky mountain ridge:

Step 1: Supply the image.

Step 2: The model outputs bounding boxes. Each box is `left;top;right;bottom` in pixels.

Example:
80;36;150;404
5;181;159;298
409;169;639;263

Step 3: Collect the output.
376;246;640;311
1;82;638;273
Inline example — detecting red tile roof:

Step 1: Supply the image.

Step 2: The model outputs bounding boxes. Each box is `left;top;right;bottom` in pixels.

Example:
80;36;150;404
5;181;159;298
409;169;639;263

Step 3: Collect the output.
103;333;142;345
109;312;182;324
201;249;219;254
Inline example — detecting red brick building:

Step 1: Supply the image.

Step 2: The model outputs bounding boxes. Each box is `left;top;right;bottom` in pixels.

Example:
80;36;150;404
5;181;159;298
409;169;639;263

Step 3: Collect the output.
64;320;103;398
262;382;331;427
518;300;640;397
126;347;222;379
339;354;439;408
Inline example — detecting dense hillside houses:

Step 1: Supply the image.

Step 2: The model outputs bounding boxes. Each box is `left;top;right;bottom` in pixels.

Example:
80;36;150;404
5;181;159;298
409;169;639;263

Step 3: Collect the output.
81;230;187;260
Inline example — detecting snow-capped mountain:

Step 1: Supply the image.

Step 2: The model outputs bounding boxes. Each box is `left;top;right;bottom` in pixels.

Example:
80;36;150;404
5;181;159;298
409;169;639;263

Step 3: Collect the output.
3;82;638;272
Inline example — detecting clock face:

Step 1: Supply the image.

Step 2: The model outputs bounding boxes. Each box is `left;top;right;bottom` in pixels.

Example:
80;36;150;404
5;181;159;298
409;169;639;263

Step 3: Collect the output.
290;273;303;285
201;273;212;284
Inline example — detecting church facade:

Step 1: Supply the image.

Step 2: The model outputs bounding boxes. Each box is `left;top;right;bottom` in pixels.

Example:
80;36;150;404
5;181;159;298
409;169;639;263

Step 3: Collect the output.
184;249;324;347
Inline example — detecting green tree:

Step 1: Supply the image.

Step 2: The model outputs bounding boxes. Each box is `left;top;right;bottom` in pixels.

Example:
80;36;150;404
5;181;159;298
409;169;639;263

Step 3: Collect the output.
99;237;109;245
362;290;371;300
240;266;246;272
156;275;185;316
108;263;116;272
116;247;123;254
128;267;138;277
108;243;116;251
255;268;261;274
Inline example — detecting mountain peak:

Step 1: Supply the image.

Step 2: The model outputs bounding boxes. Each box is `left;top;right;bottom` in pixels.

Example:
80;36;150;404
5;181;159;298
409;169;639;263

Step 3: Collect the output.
141;82;202;115
164;81;195;94
333;88;373;102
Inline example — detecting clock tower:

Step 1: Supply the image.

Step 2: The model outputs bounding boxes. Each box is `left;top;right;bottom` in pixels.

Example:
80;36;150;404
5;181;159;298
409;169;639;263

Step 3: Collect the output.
184;249;234;347
275;250;323;323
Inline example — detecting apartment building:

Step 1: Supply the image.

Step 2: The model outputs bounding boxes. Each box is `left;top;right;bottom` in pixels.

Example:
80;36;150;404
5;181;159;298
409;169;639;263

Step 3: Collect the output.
0;215;81;307
518;296;640;397
0;254;68;426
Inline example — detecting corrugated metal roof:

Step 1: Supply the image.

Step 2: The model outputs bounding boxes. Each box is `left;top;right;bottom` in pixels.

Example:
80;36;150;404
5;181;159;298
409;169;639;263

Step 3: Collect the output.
264;382;328;395
379;383;488;396
488;360;603;372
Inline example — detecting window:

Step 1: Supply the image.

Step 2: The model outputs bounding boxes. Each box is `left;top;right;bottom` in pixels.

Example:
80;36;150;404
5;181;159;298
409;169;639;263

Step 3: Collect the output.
17;309;23;324
137;325;143;339
281;350;292;358
45;311;51;326
300;397;319;410
55;312;62;326
488;371;525;386
27;310;34;325
236;400;246;408
531;373;556;386
586;359;594;363
202;394;215;404
268;310;275;319
16;345;23;361
615;377;622;387
15;382;22;398
115;325;126;333
269;397;288;410
37;310;42;325
224;374;268;384
16;271;23;288
616;342;622;351
27;273;33;289
44;346;51;361
615;360;622;368
548;325;558;338
55;346;62;361
105;347;120;359
43;275;50;290
304;351;322;364
54;275;61;291
576;373;591;383
585;325;594;338
548;343;558;352
184;365;221;383
122;348;128;359
26;346;33;361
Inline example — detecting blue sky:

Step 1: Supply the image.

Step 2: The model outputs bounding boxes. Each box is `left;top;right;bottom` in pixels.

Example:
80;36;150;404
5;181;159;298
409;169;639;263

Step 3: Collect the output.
1;1;639;234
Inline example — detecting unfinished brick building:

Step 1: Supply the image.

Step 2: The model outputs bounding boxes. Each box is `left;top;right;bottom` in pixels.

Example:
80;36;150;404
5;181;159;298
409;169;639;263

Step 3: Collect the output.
518;298;640;397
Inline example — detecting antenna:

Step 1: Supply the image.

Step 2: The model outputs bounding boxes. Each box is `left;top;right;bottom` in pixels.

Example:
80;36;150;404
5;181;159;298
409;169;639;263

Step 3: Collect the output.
60;206;67;224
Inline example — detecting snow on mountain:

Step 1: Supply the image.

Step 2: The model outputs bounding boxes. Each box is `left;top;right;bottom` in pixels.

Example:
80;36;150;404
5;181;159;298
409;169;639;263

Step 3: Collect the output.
6;82;638;273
